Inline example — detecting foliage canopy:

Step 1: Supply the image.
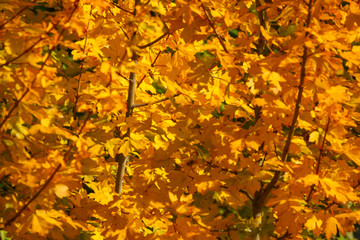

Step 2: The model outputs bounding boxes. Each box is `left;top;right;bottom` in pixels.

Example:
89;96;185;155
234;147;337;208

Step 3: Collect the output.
1;0;360;239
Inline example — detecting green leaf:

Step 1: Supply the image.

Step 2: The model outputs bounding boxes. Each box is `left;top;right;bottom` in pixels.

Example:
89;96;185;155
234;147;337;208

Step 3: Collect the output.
229;29;239;38
151;76;167;94
279;24;297;37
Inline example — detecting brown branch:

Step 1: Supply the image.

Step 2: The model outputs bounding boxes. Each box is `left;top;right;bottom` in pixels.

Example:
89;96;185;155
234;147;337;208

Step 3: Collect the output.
0;39;57;130
0;88;29;130
120;26;130;40
3;164;61;229
138;23;169;49
240;189;254;201
306;116;331;203
73;7;92;119
0;5;30;30
1;139;14;162
115;52;138;194
137;50;163;88
131;93;180;109
251;0;314;227
315;117;331;174
0;38;43;69
151;51;162;67
110;2;135;15
0;0;78;69
0;1;79;130
2;109;92;229
353;180;360;189
255;0;266;54
200;2;229;53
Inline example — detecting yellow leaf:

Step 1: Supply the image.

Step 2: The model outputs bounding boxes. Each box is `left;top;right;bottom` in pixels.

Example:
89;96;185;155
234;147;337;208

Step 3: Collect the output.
230;139;243;153
252;98;267;106
118;137;130;156
300;174;319;187
18;210;63;236
54;184;69;198
325;217;339;239
105;138;122;158
260;26;272;40
305;215;322;231
309;131;319;143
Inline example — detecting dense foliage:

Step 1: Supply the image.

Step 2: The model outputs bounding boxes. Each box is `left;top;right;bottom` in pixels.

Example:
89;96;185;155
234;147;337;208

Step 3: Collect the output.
1;0;360;239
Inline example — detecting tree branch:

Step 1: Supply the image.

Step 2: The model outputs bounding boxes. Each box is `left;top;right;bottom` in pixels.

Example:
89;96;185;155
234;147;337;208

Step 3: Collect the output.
0;5;31;30
115;53;138;194
306;116;331;203
240;189;254;201
0;1;79;130
110;2;135;16
131;93;180;109
0;38;43;69
74;7;92;120
255;0;266;54
251;0;314;230
138;22;169;49
2;109;92;229
200;2;229;53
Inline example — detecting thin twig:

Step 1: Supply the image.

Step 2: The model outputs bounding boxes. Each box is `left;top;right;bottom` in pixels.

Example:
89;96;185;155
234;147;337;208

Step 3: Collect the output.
131;93;180;108
73;7;92;119
0;5;30;30
138;23;169;49
137;50;163;88
3;109;92;229
306;116;331;203
315;117;330;175
240;189;254;201
151;51;162;67
251;0;314;224
255;0;266;54
200;2;229;53
120;26;130;40
0;1;79;130
110;2;135;15
353;180;360;189
0;38;43;69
